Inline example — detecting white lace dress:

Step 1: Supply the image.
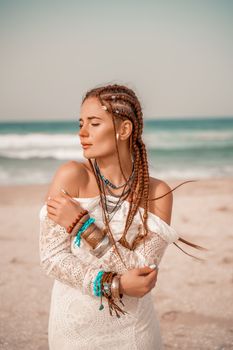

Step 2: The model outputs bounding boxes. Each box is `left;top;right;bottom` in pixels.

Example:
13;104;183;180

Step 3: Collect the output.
39;195;178;350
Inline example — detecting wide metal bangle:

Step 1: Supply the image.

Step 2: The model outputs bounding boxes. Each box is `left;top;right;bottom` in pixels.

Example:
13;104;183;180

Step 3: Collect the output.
89;234;112;258
84;226;105;248
111;275;121;299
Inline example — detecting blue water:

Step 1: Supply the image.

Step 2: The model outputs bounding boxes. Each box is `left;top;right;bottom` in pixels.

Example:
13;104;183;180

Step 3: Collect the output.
0;117;232;184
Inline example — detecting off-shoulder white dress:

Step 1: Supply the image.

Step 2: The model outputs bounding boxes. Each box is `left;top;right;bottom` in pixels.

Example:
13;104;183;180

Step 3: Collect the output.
39;195;178;350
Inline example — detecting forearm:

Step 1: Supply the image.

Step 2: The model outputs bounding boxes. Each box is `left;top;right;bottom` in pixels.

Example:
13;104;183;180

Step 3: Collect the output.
72;217;167;271
99;234;168;275
40;204;168;296
39;206;106;295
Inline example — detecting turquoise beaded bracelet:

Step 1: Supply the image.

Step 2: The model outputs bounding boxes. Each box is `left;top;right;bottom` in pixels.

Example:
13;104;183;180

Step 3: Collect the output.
74;217;95;247
93;270;104;297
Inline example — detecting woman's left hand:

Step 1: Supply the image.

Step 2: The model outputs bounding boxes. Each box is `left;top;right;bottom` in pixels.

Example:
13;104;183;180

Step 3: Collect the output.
47;191;83;230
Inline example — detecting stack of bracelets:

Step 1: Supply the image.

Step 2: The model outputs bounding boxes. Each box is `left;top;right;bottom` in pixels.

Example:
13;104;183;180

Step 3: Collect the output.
67;209;112;258
93;271;126;318
66;209;126;317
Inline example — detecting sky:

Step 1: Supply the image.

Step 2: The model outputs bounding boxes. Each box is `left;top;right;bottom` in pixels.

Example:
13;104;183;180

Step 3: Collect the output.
0;0;233;121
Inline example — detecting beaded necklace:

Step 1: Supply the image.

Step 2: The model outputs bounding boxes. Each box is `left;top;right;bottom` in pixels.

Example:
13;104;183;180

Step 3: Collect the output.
91;158;137;266
95;161;135;190
93;159;135;220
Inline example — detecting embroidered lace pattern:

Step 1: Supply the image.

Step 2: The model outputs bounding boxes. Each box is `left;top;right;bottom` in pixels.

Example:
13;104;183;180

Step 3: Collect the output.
39;196;178;349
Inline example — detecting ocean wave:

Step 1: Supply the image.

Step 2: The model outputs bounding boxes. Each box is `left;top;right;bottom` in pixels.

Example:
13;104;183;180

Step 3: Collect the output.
0;133;78;148
144;130;233;150
0;149;83;160
145;130;233;140
0;131;233;159
0;133;81;159
1;145;232;160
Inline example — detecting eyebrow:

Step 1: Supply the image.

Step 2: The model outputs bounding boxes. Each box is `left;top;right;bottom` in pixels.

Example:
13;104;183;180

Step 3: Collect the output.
79;116;103;121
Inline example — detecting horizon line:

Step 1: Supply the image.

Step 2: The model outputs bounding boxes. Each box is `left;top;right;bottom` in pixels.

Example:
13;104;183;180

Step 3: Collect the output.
0;115;233;123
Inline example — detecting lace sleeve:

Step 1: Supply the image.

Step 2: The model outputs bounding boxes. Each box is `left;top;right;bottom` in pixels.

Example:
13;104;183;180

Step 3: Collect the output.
99;211;179;274
39;205;178;294
40;207;93;293
100;232;168;275
39;205;128;295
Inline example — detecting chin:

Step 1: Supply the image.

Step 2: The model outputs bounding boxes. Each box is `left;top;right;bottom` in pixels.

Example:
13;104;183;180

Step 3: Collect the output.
82;149;113;159
82;150;94;159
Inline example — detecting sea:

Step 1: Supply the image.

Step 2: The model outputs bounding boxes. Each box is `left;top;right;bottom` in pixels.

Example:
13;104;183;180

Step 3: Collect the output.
0;117;232;185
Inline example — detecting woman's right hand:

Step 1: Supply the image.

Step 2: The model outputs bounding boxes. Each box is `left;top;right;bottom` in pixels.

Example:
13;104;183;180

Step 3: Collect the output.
119;266;158;298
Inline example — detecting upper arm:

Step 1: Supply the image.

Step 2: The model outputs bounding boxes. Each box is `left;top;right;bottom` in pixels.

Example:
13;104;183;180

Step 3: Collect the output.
148;178;173;225
45;161;86;201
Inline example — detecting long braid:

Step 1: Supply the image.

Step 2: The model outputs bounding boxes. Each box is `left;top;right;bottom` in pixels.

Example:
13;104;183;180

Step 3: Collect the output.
83;85;150;252
87;158;128;267
82;84;202;257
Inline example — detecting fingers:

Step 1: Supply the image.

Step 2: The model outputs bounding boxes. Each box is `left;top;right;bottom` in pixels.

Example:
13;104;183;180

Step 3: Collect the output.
47;196;61;203
47;190;80;207
47;198;61;209
60;189;78;204
47;205;57;215
60;189;70;196
47;212;57;221
149;264;157;270
145;269;158;288
137;266;155;276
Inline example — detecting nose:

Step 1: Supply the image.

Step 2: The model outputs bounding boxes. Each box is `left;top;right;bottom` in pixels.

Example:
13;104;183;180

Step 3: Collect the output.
78;124;89;137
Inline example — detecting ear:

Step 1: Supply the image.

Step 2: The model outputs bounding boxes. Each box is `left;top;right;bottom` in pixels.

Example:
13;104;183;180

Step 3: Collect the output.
119;120;133;141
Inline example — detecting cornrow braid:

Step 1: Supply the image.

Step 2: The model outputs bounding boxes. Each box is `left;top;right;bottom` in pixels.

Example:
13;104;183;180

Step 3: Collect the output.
82;84;203;259
82;84;151;254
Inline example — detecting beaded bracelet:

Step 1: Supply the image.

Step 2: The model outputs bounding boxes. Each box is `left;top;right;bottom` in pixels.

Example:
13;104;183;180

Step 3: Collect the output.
93;271;126;317
74;217;96;247
66;209;88;234
93;270;104;297
70;213;90;236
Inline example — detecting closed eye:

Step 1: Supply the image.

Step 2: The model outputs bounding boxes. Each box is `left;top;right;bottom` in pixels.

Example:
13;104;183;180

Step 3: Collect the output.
78;123;100;128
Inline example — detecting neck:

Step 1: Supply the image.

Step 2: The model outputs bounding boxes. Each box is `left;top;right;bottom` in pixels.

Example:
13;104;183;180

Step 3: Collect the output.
94;153;133;186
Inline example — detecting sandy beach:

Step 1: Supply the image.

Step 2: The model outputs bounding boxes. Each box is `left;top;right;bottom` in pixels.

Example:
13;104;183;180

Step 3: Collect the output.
0;178;233;350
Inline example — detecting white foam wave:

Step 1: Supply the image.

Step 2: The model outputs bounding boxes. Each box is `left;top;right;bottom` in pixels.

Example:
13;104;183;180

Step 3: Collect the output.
0;133;82;159
0;130;232;160
0;133;78;148
0;149;83;160
144;130;233;150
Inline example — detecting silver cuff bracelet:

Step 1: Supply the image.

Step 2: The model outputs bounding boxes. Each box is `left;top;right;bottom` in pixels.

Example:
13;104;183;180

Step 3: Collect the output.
111;275;121;299
89;234;112;258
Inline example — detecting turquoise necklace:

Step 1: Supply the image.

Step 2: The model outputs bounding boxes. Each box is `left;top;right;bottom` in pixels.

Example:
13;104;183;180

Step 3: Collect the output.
94;159;134;217
94;160;135;190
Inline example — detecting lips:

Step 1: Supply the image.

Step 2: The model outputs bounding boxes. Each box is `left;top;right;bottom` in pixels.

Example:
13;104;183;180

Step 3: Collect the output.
81;143;92;148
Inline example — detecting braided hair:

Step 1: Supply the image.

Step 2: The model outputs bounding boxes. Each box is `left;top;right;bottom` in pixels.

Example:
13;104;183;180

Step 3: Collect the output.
82;84;205;259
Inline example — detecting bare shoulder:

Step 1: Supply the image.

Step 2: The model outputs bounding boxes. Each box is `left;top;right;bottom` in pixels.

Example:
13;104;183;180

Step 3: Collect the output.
148;177;173;225
45;161;88;200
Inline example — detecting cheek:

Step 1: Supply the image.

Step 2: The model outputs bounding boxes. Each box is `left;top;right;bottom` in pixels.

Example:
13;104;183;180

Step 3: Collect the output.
95;126;115;144
90;126;117;156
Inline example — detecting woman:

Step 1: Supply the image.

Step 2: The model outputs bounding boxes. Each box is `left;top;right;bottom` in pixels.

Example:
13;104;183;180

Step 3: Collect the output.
39;84;180;349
